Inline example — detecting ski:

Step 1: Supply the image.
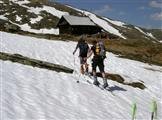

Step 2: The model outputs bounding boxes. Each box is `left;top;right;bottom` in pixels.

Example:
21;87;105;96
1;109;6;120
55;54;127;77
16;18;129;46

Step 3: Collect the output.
97;84;115;96
86;79;115;96
76;73;115;96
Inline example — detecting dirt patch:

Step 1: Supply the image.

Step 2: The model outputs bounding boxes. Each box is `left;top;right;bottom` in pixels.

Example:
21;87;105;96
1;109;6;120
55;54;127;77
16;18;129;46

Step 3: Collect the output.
92;72;146;90
0;52;73;73
144;67;162;72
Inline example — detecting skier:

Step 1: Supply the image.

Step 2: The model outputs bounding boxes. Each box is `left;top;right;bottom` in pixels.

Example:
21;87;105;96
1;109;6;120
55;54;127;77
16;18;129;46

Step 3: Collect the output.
87;40;108;88
73;36;90;74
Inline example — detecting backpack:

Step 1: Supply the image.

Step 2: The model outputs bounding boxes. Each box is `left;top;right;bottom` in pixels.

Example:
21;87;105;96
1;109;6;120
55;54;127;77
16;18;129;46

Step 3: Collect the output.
95;41;106;59
79;43;89;57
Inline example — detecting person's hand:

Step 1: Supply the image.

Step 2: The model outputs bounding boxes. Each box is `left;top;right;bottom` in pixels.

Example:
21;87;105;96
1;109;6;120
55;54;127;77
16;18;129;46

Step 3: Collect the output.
84;57;87;60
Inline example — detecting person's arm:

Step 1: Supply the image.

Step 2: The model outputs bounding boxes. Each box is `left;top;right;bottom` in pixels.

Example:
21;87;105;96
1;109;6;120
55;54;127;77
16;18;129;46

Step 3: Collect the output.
87;49;93;59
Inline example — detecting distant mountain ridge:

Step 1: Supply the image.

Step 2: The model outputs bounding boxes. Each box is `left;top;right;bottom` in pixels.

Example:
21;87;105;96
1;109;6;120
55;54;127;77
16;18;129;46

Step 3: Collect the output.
0;0;162;42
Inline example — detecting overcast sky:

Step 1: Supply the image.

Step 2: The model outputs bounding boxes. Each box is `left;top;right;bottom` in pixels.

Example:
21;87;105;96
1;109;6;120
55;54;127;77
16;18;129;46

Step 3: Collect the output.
52;0;162;29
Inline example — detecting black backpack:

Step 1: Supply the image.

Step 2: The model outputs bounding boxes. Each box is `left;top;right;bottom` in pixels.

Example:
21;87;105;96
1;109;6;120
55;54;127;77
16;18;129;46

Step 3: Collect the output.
79;43;89;57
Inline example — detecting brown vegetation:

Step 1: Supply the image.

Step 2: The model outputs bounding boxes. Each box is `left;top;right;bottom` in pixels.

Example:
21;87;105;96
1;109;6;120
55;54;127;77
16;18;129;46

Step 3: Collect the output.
0;52;73;73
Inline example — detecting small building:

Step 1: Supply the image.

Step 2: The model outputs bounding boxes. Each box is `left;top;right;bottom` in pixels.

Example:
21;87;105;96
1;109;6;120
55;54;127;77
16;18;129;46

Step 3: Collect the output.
56;15;102;35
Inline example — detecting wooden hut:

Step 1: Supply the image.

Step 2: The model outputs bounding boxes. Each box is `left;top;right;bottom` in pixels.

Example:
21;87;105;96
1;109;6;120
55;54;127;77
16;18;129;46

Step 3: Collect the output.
56;15;102;35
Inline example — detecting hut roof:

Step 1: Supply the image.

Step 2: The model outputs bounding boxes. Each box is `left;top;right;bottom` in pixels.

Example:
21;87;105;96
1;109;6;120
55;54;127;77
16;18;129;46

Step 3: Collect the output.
62;15;96;26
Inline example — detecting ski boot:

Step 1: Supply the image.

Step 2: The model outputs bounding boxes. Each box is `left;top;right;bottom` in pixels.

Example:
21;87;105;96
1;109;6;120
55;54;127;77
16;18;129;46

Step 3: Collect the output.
103;78;108;88
93;76;100;86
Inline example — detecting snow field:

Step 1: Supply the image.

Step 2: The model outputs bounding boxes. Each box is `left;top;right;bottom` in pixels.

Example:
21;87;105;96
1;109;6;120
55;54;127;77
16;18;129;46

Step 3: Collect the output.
1;32;162;119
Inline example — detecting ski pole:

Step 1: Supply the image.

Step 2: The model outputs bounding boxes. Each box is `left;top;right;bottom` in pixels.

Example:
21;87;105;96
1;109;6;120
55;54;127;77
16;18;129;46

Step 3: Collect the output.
73;55;81;83
151;99;157;120
131;102;137;120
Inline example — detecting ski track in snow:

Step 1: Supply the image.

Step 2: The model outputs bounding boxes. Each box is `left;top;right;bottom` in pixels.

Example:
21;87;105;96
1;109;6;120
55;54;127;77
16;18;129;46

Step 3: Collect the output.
0;32;162;120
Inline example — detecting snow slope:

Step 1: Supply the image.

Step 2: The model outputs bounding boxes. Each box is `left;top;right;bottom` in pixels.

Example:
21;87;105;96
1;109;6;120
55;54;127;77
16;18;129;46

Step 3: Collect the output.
10;0;69;18
1;32;162;119
30;16;43;24
9;21;59;35
102;17;126;28
146;33;156;40
135;27;156;40
6;0;69;35
1;0;159;40
0;15;8;20
15;15;22;22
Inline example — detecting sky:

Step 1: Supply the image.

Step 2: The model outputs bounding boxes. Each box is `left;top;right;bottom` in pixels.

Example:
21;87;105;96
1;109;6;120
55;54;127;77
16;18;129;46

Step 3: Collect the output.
54;0;162;29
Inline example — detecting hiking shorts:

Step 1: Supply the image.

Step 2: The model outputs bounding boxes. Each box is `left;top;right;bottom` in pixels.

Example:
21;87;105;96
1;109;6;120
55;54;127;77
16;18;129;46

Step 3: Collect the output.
92;57;104;72
80;57;87;64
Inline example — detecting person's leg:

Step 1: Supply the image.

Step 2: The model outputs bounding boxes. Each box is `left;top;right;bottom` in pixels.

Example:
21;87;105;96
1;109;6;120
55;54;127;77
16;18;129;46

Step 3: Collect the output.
101;72;106;78
85;63;89;73
83;57;89;75
80;57;84;74
101;72;108;88
80;65;84;74
92;60;99;86
99;60;108;88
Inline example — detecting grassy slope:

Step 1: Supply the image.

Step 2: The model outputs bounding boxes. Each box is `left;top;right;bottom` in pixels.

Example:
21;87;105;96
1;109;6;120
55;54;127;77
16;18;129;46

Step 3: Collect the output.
105;39;162;66
147;29;162;40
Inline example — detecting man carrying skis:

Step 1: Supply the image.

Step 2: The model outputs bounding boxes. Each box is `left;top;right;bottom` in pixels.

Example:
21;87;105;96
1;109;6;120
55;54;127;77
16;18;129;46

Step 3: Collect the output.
73;36;89;74
87;40;108;88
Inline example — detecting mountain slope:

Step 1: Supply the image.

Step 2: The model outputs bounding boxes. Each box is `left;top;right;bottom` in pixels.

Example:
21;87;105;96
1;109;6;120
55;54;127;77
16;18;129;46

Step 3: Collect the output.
0;0;161;41
0;0;162;65
1;32;162;119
